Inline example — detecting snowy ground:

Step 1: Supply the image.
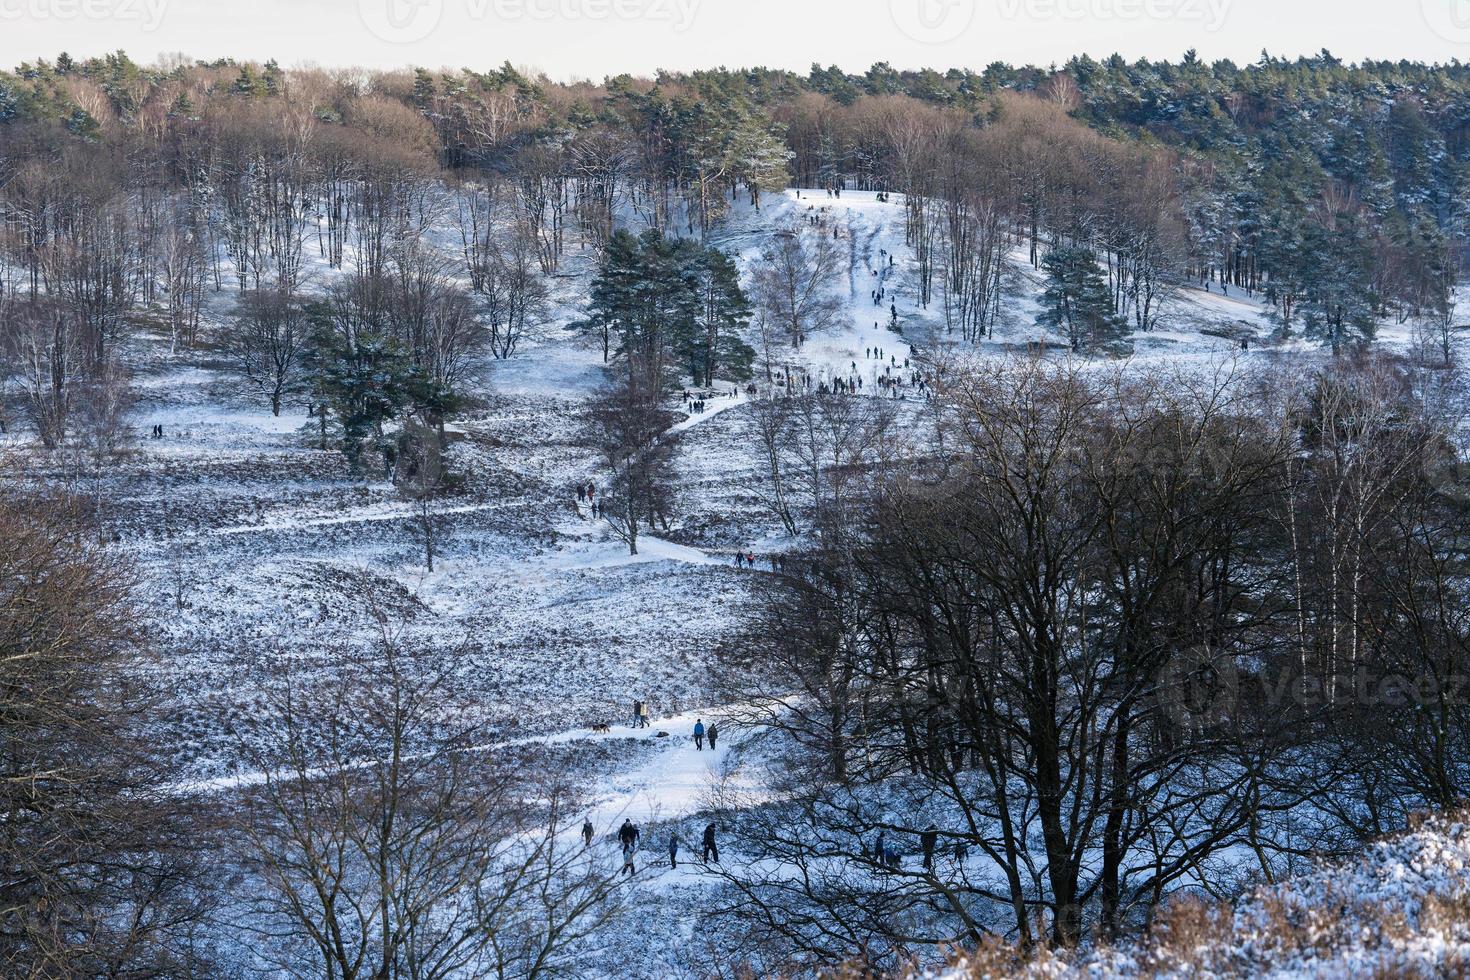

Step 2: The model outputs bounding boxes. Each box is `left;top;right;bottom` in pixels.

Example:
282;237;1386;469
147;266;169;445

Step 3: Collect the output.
926;810;1470;979
4;186;1437;976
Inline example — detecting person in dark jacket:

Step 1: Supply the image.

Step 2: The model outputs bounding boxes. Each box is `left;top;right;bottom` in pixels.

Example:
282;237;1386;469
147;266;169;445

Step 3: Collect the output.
706;724;718;751
921;824;938;871
702;822;719;863
582;819;594;848
668;834;680;869
618;819;639;849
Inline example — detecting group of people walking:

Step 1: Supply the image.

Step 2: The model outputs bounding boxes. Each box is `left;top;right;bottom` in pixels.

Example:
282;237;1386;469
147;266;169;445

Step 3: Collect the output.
683;387;740;416
631;699;651;728
665;822;721;868
692;718;717;751
590;817;721;876
592;815;969;882
732;550;785;572
623;702;722;754
575;481;604;519
864;824;964;872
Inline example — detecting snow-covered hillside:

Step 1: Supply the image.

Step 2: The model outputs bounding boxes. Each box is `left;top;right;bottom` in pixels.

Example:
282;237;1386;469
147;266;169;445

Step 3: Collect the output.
12;183;1452;976
107;187;1306;782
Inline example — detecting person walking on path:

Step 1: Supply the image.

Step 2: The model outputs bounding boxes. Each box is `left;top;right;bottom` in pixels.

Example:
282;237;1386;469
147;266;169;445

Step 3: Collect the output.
693;719;706;750
617;819;640;876
706;724;718;751
639;702;650;729
668;834;680;869
617;819;640;875
921;824;938;872
632;700;643;727
702;822;719;863
582;819;594;849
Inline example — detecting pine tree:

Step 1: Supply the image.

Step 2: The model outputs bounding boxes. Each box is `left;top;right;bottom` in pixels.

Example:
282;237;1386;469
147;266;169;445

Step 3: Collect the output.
411;69;436;110
1298;201;1377;354
1037;245;1128;352
574;231;753;397
303;300;421;474
232;65;266;98
574;230;694;400
687;247;754;387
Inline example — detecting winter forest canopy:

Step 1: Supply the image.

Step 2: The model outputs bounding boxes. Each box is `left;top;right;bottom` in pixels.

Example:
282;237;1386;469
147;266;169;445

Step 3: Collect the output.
6;45;1470;978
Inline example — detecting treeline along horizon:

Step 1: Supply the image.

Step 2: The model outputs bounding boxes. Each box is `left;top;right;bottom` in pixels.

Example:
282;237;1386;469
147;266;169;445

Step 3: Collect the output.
2;47;1468;352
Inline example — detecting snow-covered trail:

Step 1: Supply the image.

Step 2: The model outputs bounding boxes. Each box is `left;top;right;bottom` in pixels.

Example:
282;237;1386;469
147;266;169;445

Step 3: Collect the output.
763;190;917;385
539;524;728;573
198;500;510;538
166;704;743;819
667;387;747;435
576;710;736;829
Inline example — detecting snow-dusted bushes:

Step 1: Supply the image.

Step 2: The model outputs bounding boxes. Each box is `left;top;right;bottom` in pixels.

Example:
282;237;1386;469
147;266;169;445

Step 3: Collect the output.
890;809;1470;979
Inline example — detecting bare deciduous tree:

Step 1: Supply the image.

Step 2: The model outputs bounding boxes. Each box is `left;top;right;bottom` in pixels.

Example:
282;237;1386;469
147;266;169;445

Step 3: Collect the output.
0;491;215;976
752;224;845;350
1;296;79;447
482;224;550;361
69;361;134;540
235;616;623;979
585;370;678;556
229;288;308;416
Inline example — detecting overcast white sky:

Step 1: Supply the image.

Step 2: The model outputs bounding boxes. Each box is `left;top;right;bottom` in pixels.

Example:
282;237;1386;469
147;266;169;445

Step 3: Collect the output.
1;0;1467;79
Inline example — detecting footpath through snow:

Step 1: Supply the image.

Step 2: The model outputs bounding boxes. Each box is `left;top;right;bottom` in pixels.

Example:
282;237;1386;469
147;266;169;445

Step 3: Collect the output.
169;705;742;813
